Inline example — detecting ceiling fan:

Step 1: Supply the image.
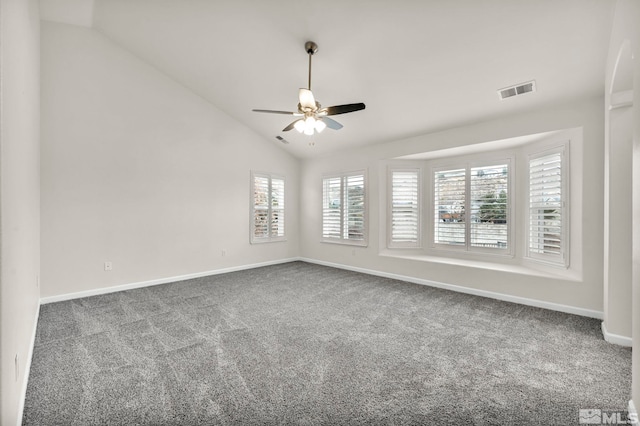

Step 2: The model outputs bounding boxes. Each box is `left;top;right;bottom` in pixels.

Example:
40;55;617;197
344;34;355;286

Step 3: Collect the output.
252;41;365;136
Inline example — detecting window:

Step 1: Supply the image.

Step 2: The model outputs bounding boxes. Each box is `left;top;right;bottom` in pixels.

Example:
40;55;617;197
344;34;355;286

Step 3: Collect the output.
470;164;509;249
434;168;466;246
389;169;421;247
432;161;511;253
322;171;367;245
528;146;567;266
384;136;573;270
251;172;285;243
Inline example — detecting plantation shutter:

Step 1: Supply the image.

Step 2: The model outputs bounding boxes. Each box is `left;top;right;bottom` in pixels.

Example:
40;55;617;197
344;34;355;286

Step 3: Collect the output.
253;175;270;239
529;151;564;262
390;170;420;246
271;177;285;238
323;177;342;239
322;172;367;244
433;168;466;246
251;173;285;243
344;174;365;240
470;164;509;249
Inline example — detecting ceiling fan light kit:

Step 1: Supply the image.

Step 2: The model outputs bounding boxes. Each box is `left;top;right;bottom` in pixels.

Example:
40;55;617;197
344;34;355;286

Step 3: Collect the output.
252;41;365;137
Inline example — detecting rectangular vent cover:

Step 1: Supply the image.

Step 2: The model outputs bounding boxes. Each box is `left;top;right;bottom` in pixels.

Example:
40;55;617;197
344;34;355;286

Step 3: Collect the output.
498;81;536;100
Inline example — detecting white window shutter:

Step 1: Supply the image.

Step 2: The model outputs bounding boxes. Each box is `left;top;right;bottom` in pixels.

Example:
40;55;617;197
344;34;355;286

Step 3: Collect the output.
390;170;420;246
344;174;365;240
251;172;285;243
322;177;342;239
528;150;565;263
432;161;511;253
253;175;270;239
322;172;367;245
271;177;285;238
470;164;509;249
433;168;466;246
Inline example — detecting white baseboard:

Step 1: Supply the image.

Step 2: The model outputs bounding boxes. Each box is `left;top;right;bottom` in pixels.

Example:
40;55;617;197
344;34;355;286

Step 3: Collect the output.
41;255;607;320
601;322;633;347
40;256;608;322
299;257;604;320
17;301;40;426
40;257;300;304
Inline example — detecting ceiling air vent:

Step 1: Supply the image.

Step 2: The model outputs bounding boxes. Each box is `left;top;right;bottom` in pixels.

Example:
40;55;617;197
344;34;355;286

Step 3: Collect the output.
498;80;536;100
275;136;289;144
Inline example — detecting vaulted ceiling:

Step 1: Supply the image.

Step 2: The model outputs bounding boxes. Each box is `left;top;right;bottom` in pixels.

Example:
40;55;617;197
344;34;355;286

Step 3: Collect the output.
42;0;616;158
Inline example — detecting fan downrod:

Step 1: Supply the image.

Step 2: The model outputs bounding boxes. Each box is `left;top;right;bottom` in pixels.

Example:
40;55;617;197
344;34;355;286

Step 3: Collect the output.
304;41;318;90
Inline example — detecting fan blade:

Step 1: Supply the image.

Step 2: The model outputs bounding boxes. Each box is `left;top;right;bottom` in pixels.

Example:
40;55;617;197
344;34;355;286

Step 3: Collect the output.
282;119;301;132
252;109;300;115
321;117;343;130
323;103;366;116
298;88;316;110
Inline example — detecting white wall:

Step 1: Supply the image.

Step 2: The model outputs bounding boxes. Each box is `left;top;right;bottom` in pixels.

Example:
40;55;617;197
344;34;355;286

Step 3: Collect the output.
605;0;640;411
301;97;604;314
39;0;94;27
40;22;299;298
0;0;41;424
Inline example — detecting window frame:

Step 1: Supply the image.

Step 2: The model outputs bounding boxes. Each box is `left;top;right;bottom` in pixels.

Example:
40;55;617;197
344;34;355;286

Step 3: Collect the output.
250;171;286;244
388;167;422;249
429;156;514;256
526;144;569;267
322;170;368;246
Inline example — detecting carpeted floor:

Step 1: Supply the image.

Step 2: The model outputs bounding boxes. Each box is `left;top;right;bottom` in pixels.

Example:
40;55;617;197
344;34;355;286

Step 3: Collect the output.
23;261;631;425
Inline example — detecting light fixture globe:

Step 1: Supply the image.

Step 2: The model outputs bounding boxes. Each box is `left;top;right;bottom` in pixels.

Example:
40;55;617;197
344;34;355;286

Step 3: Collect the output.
304;116;316;135
294;119;305;133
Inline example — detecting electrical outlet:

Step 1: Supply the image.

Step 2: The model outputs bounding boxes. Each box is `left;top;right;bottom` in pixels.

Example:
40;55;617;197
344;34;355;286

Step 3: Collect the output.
221;250;227;257
104;261;113;271
15;354;19;382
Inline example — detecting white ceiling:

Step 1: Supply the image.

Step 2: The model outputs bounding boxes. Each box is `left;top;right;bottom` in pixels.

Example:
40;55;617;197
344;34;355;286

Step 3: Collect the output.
42;0;616;158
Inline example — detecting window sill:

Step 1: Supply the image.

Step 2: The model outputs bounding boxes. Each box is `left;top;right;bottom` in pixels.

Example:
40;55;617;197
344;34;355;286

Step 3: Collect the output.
430;244;514;259
379;250;581;281
250;238;287;244
322;239;368;247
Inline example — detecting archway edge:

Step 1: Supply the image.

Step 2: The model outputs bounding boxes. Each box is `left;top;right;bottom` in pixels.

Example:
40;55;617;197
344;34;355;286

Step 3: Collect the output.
610;39;634;96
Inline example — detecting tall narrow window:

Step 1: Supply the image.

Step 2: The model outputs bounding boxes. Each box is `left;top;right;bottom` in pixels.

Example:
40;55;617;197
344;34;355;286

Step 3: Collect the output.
470;164;509;249
433;168;466;246
390;169;421;247
270;177;285;238
345;174;366;240
251;172;285;243
322;171;367;245
432;160;511;253
528;147;567;265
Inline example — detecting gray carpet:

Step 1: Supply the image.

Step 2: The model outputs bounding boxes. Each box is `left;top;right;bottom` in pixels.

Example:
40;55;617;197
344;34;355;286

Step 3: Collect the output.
23;261;631;425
